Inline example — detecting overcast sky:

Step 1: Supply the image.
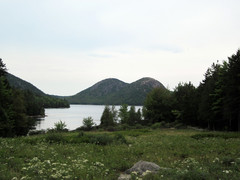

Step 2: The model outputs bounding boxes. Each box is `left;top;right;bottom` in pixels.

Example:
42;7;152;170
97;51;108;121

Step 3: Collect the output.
0;0;239;96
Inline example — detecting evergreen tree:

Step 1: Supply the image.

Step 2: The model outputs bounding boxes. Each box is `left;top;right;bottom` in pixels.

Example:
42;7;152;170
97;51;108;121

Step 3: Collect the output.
128;106;137;126
144;87;174;124
0;59;7;76
224;50;240;131
100;105;114;127
118;104;129;124
174;82;198;126
111;105;118;123
0;59;34;136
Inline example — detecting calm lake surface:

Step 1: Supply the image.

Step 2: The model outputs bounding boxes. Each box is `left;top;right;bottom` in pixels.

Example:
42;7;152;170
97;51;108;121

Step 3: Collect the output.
36;104;142;131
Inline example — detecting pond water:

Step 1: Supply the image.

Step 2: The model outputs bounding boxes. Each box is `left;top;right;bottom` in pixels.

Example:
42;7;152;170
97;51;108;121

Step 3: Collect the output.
35;104;142;131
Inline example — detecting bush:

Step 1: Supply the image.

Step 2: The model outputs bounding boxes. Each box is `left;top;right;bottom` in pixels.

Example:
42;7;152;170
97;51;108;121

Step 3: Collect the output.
115;124;132;131
105;126;116;131
45;133;65;143
88;134;113;145
134;124;144;129
75;133;128;145
151;122;163;129
78;131;85;137
174;122;186;129
54;120;67;132
82;117;95;131
114;133;127;144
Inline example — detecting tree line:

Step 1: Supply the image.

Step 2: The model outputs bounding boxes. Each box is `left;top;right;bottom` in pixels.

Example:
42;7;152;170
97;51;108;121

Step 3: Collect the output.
144;50;240;131
0;59;69;137
99;50;240;131
100;104;142;128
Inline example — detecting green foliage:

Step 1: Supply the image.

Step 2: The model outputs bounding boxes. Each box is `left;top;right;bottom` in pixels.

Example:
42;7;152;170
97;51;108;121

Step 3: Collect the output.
1;129;239;179
0;58;7;76
191;132;240;140
45;132;65;143
114;133;127;144
119;104;129;124
41;95;69;108
87;134;114;145
54;120;67;132
53;132;128;146
197;50;240;131
142;50;240;131
82;117;95;131
0;59;70;137
173;82;198;126
118;104;143;126
144;87;175;124
100;105;114;127
0;59;37;137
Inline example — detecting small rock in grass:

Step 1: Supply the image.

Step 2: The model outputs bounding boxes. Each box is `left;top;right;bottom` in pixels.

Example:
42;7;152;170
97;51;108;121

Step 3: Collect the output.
118;160;170;180
125;160;161;175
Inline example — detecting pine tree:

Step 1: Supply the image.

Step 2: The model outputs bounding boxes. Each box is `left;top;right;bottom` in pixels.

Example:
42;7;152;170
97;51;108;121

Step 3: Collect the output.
100;105;114;127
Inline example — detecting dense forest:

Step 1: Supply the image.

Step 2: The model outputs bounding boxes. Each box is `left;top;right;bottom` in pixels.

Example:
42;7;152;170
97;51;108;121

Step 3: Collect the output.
0;59;69;137
99;50;240;131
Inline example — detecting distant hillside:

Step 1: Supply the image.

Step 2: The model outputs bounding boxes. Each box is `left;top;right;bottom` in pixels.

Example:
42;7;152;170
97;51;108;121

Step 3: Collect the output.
6;73;69;108
6;73;165;105
6;73;45;96
66;77;165;105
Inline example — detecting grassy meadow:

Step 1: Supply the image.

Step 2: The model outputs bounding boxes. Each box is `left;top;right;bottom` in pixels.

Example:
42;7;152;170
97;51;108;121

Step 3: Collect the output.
0;128;240;180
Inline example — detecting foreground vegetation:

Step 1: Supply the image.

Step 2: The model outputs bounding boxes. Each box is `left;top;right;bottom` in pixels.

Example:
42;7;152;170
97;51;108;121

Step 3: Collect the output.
0;128;240;179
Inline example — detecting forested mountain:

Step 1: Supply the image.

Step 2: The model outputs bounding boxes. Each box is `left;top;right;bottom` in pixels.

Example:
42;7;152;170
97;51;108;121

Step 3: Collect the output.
6;73;69;109
66;77;165;105
6;73;45;95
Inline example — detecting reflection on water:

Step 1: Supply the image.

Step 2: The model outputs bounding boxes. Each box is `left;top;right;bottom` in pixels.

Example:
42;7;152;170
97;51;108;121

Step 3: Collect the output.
36;104;142;131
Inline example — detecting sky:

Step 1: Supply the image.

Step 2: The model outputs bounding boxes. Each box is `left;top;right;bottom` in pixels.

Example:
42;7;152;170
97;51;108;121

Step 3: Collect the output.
0;0;240;96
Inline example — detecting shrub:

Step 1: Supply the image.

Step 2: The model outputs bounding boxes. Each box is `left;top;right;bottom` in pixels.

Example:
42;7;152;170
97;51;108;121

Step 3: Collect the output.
45;133;65;143
88;134;113;145
105;126;116;131
75;133;127;145
134;124;144;129
82;117;95;131
116;124;132;131
174;122;186;129
151;122;162;129
78;131;85;137
114;133;127;144
54;120;67;132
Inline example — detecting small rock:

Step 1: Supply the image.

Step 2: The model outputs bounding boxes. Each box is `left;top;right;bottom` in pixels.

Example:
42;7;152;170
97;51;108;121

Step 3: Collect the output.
118;160;170;180
125;160;160;175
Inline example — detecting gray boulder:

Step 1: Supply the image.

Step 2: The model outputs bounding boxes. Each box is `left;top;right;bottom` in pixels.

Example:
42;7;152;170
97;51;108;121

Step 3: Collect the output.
118;161;169;180
126;160;160;175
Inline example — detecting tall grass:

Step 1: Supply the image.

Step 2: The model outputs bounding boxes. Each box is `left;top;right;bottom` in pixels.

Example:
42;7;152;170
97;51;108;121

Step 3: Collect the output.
0;129;239;179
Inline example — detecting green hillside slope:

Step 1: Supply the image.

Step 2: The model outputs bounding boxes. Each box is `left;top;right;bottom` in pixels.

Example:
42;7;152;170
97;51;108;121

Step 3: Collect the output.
66;77;165;105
